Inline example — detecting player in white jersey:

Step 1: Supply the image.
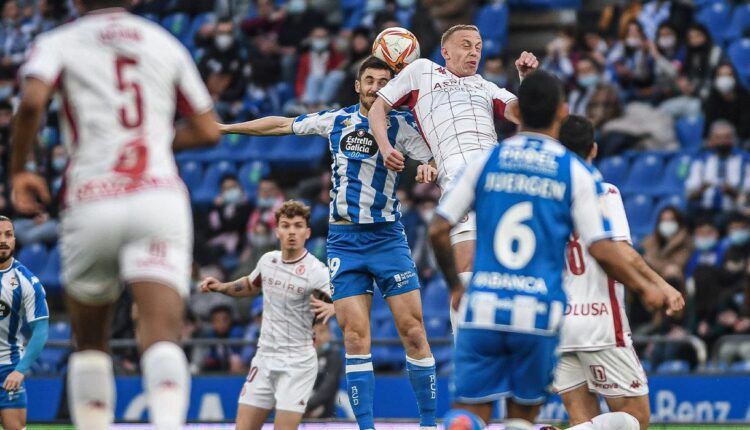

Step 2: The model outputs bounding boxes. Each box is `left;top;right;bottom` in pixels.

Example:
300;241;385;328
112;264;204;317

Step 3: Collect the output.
549;116;683;430
200;201;334;430
369;24;539;312
0;217;49;430
9;1;220;429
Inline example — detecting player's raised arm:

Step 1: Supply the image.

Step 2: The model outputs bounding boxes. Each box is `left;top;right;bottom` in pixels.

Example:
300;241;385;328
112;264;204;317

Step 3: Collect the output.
370;97;404;171
219;116;295;136
501;51;540;125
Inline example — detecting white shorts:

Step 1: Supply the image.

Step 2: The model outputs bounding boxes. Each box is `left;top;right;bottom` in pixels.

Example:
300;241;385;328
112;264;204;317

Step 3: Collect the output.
553;347;649;398
238;351;318;413
60;189;193;305
450;211;476;245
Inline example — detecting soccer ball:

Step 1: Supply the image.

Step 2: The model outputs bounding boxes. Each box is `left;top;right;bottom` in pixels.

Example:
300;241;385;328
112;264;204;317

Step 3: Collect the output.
371;27;420;73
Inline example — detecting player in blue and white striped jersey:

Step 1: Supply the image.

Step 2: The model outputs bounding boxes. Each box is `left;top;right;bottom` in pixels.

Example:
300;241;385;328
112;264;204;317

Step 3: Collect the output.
219;57;439;430
0;216;49;430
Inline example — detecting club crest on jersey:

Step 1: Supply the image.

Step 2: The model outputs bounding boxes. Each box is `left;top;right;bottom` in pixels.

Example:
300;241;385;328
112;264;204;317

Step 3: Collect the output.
8;275;18;289
0;300;11;318
296;265;306;276
340;128;378;160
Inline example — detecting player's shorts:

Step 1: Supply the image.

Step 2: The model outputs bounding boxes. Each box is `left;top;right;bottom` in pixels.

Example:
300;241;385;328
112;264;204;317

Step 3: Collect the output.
238;351;318;413
453;327;559;405
553;347;649;397
60;188;193;305
0;364;26;409
449;211;476;245
327;221;420;301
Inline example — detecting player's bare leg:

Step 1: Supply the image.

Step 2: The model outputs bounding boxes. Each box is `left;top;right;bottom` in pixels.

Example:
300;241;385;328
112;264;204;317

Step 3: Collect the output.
604;395;650;430
66;295;116;430
506;400;542;430
130;282;190;430
273;409;305;430
560;384;601;426
235;404;272;430
335;295;375;430
0;408;26;430
450;239;474;332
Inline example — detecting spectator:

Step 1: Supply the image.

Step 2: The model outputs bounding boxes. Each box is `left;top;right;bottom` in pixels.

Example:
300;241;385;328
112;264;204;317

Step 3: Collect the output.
195;174;252;269
239;298;263;365
0;1;32;78
541;27;575;82
642;206;693;286
278;0;326;82
686;120;745;220
240;179;284;268
305;321;342;419
684;23;723;101
637;0;693;41
197;304;245;373
568;55;604;116
659;74;702;119
687;219;727;345
606;20;656;102
651;21;685;101
720;213;750;291
0;99;12;181
295;26;345;109
198;19;247;119
598;1;643;42
571;28;608;69
47;144;66;203
31;0;69;35
703;63;750;142
240;0;283;39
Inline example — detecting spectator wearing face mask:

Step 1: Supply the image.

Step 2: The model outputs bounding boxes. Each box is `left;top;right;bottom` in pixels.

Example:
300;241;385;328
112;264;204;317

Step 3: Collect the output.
704;63;750;141
720;213;750;290
47;144;66;206
541;27;575;82
607;19;656;102
295;26;345;110
684;23;723;101
650;21;685;101
642;206;693;287
198;19;247;118
278;0;326;82
686;120;746;220
568;55;604;116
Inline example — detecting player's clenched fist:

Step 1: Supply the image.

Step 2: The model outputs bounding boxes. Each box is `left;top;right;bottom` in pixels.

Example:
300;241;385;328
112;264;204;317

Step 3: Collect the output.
663;284;685;316
383;148;405;171
640;286;666;312
416;164;437;183
514;51;539;79
200;276;223;293
11;172;51;215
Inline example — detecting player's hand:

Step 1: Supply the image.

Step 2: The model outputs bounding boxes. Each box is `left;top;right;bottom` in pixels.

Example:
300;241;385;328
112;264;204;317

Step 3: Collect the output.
415;164;437;183
311;296;335;324
2;371;24;392
11;171;51;215
383;148;405;171
662;284;685;317
200;277;223;293
640;286;666;312
450;288;464;312
515;51;539;79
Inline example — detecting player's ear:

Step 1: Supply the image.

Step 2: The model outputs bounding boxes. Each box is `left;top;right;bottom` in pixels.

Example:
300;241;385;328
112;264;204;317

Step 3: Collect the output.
354;79;361;95
556;102;569;121
275;228;281;240
305;227;311;240
590;142;599;162
441;45;450;62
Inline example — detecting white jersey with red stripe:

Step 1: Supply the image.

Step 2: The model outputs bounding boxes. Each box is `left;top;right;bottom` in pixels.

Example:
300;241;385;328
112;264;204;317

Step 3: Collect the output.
249;251;331;357
560;183;632;352
376;58;517;191
20;8;213;207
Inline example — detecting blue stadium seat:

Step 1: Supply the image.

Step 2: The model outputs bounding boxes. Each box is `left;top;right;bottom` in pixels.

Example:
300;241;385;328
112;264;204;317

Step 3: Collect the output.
16;244;48;276
654;194;687;217
675;115;705;152
424;314;450;339
475;2;509;56
372;321;403;370
242;136;275;161
655;359;691;374
184;13;216;49
727;3;750;42
640;359;652;373
597;155;630;187
727;38;750;89
36;321;71;374
729;360;750;372
174;147;216;163
654;153;693;196
178;160;203;191
623;194;655;238
238;160;269;195
38;246;61;293
422;279;449;317
161;13;191;43
508;0;581;8
695;0;732;44
268;135;327;168
191;160;237;206
433;345;453;371
621;153;667;196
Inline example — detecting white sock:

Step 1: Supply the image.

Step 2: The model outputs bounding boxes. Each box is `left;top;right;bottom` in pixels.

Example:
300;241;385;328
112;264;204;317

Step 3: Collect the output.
568;412;640;430
505;418;534;430
68;350;115;430
141;341;191;430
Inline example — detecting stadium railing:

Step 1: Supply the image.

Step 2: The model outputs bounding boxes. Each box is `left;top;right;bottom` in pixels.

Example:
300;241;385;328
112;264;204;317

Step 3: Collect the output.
710;334;750;368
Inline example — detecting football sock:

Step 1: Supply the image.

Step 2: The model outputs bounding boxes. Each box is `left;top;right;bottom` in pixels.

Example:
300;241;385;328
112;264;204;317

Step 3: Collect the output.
406;355;437;427
141;341;190;430
568;412;640;430
68;350;115;430
444;409;486;430
345;354;375;430
505;418;534;430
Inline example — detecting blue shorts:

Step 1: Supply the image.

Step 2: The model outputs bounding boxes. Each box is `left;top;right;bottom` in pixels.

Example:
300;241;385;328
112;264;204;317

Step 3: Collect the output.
327;221;420;301
453;328;559;405
0;364;26;409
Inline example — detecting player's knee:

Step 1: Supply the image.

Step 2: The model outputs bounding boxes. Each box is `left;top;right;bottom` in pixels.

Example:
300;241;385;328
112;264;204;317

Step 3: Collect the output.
342;327;370;353
630;409;649;430
399;320;428;352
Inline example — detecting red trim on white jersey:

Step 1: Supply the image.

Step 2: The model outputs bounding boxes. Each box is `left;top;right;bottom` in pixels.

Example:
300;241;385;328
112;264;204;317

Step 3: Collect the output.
607;278;625;347
175;86;196;117
492;98;508;120
61;92;79;147
391;89;431;150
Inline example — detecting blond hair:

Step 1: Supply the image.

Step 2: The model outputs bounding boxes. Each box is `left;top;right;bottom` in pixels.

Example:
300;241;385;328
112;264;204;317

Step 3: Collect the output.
274;200;311;226
441;24;480;46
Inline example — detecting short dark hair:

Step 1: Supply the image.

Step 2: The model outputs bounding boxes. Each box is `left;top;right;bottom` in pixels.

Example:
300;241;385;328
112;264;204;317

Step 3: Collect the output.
357;56;394;80
727;212;749;226
518;70;564;129
559;115;595;159
81;0;127;10
0;216;10;223
274;200;311;226
210;304;233;317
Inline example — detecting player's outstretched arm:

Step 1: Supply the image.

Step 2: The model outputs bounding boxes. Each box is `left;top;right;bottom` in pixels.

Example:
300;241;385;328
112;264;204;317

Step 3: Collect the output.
589;240;685;315
174;109;221;150
369;97;405;171
10;77;52;215
199;276;260;298
218;116;294;136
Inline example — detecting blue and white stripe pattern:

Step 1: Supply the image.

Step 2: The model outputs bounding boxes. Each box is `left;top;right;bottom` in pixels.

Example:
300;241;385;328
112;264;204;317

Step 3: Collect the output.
0;259;48;366
293;104;431;224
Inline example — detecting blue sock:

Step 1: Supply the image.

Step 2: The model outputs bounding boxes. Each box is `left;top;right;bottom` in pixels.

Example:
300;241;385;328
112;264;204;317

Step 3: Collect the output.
345;354;375;430
406;355;437;427
444;408;485;430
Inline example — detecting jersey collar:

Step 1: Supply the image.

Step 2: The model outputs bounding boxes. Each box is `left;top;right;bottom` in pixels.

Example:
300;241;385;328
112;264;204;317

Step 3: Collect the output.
86;7;128;16
0;258;15;273
282;251;308;265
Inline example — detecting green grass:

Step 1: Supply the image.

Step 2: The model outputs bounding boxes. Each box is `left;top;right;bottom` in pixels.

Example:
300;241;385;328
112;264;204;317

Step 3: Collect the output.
25;425;750;429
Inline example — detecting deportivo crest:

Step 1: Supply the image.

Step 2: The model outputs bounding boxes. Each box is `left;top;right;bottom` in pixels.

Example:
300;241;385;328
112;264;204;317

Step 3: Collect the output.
340;128;378;160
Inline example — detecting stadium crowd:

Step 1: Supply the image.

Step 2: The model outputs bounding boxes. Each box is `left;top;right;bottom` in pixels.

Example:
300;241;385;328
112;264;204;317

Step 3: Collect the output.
2;0;750;378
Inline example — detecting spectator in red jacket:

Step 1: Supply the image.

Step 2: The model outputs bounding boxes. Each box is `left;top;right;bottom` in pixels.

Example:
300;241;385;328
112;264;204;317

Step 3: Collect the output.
296;26;345;109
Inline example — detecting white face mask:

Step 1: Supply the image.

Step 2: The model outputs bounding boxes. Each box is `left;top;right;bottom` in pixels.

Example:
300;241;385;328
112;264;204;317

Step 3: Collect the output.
658;35;676;50
658;220;679;238
715;75;736;94
215;34;233;51
625;37;642;49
